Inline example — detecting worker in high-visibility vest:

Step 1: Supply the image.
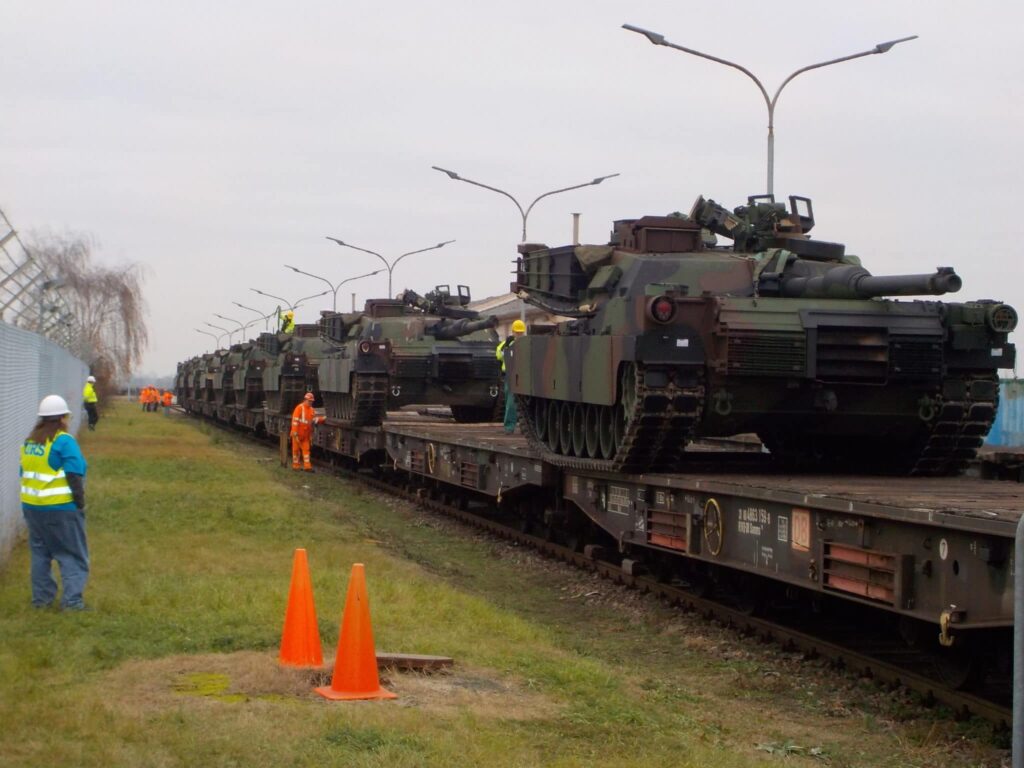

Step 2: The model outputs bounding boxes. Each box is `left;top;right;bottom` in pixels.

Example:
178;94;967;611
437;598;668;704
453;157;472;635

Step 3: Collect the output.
162;390;173;414
20;395;90;610
280;310;295;334
290;392;323;471
82;375;99;431
496;319;527;433
138;386;146;411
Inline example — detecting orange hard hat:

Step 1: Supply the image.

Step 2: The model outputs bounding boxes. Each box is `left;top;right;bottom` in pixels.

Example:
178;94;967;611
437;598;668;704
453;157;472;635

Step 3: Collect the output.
304;392;315;401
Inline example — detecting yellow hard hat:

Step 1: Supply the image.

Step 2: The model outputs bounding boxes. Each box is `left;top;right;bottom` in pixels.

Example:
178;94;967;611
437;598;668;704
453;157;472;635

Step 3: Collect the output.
511;319;527;333
285;310;294;318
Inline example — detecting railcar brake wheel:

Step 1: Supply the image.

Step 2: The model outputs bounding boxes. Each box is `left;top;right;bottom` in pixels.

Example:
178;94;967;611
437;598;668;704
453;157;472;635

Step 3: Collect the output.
703;498;723;556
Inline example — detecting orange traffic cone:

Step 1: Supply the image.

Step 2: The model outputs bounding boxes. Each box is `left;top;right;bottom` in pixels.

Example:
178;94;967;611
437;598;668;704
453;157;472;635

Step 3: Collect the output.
315;563;397;701
279;548;324;667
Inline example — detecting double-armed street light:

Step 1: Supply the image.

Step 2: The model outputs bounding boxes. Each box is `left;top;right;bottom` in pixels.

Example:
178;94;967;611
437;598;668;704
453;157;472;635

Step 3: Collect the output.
213;313;246;341
283;266;383;312
324;238;454;298
232;301;277;331
203;321;234;347
622;24;917;195
431;167;620;242
195;328;225;349
249;288;332;327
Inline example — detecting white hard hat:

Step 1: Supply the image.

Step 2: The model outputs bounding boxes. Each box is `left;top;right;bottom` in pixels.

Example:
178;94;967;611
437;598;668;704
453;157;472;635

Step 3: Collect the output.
38;395;71;418
86;375;96;383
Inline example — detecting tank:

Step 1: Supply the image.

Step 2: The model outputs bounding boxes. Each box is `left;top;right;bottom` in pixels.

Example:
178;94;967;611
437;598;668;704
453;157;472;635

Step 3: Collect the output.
510;194;1018;475
258;325;339;415
317;284;503;425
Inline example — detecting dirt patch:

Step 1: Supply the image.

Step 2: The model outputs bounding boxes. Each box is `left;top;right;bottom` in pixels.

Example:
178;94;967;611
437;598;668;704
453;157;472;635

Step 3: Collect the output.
103;651;560;721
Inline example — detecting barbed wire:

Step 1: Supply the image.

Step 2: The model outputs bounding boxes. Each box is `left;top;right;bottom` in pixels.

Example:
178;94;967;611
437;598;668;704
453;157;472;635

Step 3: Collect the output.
0;206;82;354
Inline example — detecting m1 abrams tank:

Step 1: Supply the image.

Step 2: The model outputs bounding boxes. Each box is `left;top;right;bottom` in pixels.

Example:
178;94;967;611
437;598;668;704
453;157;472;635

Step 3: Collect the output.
511;195;1017;475
258;325;339;415
318;285;502;425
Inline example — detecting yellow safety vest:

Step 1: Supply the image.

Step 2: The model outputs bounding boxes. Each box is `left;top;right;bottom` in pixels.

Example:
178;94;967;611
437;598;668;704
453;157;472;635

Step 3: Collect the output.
496;337;515;372
83;382;98;403
281;317;295;334
20;432;74;506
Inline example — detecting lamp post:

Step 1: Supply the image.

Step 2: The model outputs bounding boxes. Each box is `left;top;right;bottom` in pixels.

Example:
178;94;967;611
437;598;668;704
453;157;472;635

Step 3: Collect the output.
204;321;234;347
431;167;619;242
195;328;224;348
283;266;383;312
213;313;247;343
622;24;916;195
324;238;454;297
232;301;275;331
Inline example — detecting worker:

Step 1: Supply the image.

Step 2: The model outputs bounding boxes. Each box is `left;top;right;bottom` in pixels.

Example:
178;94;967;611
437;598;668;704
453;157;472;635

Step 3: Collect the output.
138;386;146;411
148;386;159;413
162;390;173;414
280;310;295;334
290;392;323;471
496;319;527;434
20;395;90;610
82;375;99;431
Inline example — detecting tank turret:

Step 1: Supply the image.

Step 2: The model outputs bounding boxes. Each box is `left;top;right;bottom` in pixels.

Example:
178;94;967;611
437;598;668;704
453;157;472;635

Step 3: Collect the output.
510;194;1017;476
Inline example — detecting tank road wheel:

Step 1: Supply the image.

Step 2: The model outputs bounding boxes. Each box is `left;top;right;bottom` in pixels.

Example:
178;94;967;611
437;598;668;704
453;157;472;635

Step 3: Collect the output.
584;404;600;459
533;398;548;442
598;406;616;459
571;403;587;457
558;401;574;456
546;400;561;452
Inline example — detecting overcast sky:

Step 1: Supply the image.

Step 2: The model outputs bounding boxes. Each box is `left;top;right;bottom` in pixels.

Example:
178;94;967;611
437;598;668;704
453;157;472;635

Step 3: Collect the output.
3;0;1021;376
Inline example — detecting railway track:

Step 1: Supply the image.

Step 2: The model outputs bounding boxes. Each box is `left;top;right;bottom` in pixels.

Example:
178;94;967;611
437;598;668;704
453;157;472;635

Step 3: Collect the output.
200;414;1013;730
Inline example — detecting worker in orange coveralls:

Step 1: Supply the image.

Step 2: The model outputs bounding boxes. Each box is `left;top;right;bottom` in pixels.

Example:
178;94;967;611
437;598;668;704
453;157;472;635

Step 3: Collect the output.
161;390;173;414
290;392;323;471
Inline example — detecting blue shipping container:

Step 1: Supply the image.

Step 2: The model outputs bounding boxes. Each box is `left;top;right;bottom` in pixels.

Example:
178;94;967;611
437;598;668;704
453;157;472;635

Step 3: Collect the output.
986;379;1024;447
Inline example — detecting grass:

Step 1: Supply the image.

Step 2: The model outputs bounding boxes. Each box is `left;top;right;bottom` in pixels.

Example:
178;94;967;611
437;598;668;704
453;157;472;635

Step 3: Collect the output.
0;400;1008;767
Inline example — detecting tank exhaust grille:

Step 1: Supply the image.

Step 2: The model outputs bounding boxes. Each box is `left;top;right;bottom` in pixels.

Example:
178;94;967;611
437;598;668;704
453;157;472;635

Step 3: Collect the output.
727;332;806;376
815;327;888;382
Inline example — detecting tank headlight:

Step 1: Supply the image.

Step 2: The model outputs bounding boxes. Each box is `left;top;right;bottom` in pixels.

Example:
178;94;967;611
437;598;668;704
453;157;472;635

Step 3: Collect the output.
358;340;372;354
648;295;677;324
987;304;1018;333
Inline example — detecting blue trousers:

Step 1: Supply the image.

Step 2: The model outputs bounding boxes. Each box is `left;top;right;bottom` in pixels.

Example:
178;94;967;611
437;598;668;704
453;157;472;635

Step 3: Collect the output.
23;508;89;609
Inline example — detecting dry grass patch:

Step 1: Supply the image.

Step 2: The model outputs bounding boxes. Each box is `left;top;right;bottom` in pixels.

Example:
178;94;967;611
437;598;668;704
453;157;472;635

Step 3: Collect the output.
103;651;561;723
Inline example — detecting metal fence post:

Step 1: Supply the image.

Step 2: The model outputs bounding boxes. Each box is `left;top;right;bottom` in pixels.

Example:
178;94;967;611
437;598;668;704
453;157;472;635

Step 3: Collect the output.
1015;511;1023;768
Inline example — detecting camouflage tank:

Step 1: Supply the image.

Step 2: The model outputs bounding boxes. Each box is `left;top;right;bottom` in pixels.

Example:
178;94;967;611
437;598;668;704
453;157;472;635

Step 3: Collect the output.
511;195;1017;475
258;325;339;414
318;285;502;425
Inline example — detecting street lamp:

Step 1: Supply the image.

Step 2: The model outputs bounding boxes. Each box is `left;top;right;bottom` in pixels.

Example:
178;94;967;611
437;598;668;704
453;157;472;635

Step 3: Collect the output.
249;288;330;311
204;321;234;347
431;166;619;242
324;238;454;297
622;24;917;195
283;266;383;312
195;328;224;348
232;301;276;331
213;313;246;343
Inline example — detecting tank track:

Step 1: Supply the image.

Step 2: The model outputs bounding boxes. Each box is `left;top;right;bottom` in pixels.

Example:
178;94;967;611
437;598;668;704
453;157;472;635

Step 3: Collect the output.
910;373;999;476
516;364;705;474
350;373;389;426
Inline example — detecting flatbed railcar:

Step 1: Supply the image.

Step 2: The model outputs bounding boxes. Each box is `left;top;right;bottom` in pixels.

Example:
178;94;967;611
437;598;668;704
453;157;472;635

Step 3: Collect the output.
177;386;1022;673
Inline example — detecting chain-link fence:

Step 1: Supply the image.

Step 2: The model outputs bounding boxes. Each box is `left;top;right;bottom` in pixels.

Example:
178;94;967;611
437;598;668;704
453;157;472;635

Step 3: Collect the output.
0;206;81;353
0;321;88;563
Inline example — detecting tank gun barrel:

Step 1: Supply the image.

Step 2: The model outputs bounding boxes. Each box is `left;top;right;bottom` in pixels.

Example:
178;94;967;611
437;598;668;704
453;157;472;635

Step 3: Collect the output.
429;316;497;340
779;266;962;299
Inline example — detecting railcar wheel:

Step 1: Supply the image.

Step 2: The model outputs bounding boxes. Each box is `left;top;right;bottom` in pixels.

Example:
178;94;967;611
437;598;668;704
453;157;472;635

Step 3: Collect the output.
558;401;574;456
598;405;616;459
584;404;600;458
546;400;560;452
571;403;587;457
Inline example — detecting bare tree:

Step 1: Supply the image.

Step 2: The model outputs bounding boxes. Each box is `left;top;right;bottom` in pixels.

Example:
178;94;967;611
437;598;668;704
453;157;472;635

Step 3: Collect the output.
26;234;148;394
